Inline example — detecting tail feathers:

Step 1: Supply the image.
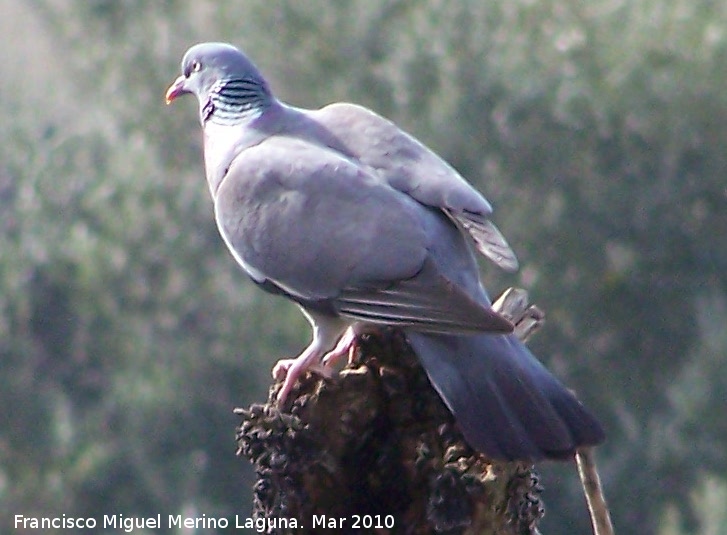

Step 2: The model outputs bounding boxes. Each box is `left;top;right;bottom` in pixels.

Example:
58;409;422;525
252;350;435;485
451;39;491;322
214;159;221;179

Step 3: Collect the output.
406;331;604;461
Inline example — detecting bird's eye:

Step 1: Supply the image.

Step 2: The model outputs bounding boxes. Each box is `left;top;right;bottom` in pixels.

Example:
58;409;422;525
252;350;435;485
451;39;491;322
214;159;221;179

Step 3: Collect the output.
184;60;202;78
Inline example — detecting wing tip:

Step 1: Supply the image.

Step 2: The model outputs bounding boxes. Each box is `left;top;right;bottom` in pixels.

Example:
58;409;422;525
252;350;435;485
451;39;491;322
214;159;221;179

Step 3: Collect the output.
482;248;519;272
455;215;520;272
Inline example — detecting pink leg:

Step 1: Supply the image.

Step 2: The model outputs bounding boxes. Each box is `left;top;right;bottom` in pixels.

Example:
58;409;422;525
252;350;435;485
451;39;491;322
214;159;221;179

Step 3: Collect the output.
320;326;357;368
272;312;348;405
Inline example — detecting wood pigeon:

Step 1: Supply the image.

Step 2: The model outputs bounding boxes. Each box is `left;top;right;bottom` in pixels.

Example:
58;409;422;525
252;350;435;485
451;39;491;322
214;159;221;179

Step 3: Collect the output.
166;42;604;461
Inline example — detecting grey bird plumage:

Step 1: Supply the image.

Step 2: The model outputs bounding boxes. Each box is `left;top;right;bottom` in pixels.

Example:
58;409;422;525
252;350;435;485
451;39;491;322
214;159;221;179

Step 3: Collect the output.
166;42;604;461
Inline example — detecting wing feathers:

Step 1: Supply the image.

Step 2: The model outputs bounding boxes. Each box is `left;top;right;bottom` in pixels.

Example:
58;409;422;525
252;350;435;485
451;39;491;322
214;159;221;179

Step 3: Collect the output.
335;257;513;334
445;209;519;272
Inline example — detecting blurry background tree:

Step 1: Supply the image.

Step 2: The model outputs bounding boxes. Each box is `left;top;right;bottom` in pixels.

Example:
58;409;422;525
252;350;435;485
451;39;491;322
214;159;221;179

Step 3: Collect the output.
1;0;725;534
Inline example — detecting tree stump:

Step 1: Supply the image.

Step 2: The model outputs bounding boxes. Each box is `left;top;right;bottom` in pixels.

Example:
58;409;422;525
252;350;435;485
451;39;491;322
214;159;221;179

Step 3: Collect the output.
236;290;546;534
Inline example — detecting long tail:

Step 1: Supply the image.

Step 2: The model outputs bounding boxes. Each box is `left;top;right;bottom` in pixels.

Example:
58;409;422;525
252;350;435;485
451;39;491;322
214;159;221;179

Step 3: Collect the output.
406;331;605;461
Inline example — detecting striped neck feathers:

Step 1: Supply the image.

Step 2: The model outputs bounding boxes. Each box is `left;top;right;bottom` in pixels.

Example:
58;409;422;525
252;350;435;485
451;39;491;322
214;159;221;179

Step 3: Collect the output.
202;77;271;126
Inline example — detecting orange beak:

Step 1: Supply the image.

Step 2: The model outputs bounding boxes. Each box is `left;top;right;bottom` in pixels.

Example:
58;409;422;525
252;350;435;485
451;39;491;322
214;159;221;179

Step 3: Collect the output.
165;75;188;104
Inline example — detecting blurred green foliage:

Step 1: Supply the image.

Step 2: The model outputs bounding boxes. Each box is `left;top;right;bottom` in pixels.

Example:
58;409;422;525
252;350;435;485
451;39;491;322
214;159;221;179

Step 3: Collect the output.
1;1;725;534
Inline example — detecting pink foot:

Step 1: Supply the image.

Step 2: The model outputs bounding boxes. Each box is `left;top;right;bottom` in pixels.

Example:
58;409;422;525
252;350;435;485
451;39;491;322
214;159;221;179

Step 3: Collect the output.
321;327;358;368
272;352;336;405
275;355;312;405
272;358;295;381
272;313;351;405
272;358;334;382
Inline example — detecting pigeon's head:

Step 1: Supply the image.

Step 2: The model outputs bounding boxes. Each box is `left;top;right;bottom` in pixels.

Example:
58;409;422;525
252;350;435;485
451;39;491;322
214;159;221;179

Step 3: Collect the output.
165;42;269;106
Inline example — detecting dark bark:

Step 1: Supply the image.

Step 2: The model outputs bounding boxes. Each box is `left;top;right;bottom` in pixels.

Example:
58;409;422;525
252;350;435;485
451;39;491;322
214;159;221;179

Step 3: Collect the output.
236;290;547;534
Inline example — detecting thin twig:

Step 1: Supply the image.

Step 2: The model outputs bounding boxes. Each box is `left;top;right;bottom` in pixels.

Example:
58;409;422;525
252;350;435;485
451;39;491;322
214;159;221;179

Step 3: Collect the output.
576;447;615;535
